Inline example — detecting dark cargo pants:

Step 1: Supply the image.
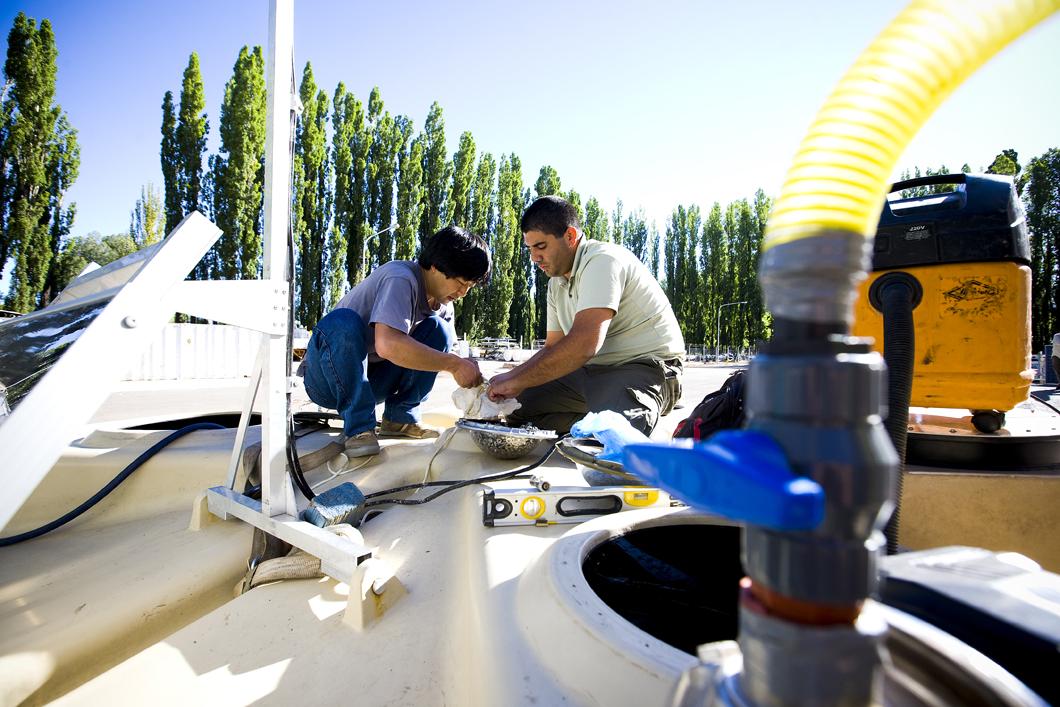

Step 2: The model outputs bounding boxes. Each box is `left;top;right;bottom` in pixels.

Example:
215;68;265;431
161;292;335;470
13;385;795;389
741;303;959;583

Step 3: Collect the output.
506;358;682;435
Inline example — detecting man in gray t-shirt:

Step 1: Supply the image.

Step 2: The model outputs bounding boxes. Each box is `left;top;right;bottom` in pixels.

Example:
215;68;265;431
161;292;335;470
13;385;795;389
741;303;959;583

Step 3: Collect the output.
488;196;685;435
300;226;490;456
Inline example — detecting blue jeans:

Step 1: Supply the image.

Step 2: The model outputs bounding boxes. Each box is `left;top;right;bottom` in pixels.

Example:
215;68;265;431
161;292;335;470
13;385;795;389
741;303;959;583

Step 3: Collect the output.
301;308;455;436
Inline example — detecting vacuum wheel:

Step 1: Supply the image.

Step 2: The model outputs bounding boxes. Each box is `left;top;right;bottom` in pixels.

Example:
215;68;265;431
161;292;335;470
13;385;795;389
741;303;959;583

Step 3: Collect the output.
970;410;1006;434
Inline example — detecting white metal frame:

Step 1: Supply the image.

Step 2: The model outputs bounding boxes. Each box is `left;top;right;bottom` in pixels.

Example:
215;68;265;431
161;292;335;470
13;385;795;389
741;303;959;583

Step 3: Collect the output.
203;0;375;590
0;0;375;610
0;213;220;529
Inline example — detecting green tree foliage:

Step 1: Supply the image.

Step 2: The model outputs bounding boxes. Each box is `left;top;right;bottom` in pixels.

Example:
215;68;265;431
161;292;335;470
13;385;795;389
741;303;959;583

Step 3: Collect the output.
455;150;496;340
702;203;728;350
611;199;624;246
176;53;208;218
481;154;516;339
50;231;136;294
470;153;497;240
164;64;1040;353
40;112;79;305
664;206;701;342
583;196;608;241
505;160;534;344
292;63;332;328
332;83;369;286
395;130;425;263
366;88;400;268
330;85;354;297
373;114;400;266
623;209;649;264
129;183;163;247
172;53;209;280
987;149;1020;177
0;13;79;312
728;199;757;350
681;207;703;344
160;91;181;235
1022;148;1060;351
649;223;661;279
212;46;266;279
532;166;562;338
0;73;9;254
748;189;772;343
449;131;476;230
419;102;449;244
563;189;583;225
535;166;561;197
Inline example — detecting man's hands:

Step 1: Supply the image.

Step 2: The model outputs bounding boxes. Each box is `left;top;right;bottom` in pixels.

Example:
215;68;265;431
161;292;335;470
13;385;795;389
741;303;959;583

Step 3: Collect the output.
450;356;484;388
376;323;483;387
486;370;524;401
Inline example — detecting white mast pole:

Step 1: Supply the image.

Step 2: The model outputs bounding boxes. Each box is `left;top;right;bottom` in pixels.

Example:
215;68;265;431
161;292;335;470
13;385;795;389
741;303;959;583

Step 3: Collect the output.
261;0;296;517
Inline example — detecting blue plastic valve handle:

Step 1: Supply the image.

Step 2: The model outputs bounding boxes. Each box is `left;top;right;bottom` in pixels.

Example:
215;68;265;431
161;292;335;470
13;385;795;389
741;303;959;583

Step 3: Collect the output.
623;430;824;531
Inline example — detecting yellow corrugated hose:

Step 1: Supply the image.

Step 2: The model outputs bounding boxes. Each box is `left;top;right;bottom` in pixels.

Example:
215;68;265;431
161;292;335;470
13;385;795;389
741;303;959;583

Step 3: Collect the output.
764;0;1059;251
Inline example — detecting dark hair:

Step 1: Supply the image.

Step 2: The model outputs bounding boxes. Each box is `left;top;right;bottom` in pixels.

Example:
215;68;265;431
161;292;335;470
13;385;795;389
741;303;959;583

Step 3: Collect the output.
417;225;491;282
520;195;580;238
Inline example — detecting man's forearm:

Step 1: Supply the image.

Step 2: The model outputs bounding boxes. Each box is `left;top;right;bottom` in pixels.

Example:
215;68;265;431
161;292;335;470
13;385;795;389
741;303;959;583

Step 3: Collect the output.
379;334;458;373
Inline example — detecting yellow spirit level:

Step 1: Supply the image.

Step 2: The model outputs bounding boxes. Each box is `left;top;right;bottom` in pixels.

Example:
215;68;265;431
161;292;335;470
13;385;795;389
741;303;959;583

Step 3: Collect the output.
482;483;680;527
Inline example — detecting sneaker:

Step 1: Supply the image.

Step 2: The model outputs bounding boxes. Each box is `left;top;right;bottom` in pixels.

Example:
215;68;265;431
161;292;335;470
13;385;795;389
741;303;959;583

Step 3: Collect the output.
344;430;380;457
378;419;440;439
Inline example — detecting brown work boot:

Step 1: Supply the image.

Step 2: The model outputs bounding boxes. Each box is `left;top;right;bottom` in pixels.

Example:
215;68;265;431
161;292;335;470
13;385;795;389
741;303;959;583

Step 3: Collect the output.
378;419;440;439
344;430;380;457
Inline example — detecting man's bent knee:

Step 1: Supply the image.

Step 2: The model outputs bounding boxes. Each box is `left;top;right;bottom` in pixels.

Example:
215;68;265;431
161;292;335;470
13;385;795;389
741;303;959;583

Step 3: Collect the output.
411;315;456;353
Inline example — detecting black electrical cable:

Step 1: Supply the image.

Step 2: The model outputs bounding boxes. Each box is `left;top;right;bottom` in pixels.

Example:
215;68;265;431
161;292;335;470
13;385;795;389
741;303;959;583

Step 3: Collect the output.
293;411;342;426
364;434;568;501
286;414;316;500
359;473;539;501
363;442;559;508
0;422;224;547
1033;392;1060;415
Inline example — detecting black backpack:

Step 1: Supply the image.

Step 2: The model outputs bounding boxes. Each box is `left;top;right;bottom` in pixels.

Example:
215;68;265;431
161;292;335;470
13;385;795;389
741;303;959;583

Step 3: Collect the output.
672;369;747;441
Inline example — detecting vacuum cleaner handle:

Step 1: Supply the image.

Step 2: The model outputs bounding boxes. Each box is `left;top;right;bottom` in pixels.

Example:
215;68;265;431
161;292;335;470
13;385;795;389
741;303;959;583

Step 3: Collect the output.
887;172;967;194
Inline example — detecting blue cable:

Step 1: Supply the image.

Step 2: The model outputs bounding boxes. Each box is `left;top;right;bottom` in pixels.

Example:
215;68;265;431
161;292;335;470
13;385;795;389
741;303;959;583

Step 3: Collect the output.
0;422;224;547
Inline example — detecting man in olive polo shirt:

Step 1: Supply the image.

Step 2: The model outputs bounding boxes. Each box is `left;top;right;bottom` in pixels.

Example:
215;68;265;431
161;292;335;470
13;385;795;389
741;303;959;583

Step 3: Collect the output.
487;195;684;435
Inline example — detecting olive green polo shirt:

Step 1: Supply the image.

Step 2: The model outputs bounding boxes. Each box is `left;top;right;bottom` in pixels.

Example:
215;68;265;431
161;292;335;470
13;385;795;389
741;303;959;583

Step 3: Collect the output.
546;237;685;366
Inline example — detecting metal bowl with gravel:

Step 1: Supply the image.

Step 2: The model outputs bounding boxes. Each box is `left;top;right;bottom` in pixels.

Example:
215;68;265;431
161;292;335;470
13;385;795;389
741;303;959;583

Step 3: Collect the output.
455;419;557;459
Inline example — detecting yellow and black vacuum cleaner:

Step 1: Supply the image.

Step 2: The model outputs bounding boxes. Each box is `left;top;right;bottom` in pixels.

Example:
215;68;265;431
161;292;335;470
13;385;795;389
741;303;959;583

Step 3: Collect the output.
853;173;1032;433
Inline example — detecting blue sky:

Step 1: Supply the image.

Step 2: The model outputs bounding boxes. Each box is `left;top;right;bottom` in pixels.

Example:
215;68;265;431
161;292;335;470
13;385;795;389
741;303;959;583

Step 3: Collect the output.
1;0;1058;240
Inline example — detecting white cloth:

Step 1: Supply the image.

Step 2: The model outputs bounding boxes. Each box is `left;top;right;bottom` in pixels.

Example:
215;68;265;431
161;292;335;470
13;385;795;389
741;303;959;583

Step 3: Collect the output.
453;382;521;420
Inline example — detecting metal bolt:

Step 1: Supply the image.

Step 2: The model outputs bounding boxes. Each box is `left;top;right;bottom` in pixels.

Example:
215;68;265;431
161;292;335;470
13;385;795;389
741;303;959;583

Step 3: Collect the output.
122;316;138;328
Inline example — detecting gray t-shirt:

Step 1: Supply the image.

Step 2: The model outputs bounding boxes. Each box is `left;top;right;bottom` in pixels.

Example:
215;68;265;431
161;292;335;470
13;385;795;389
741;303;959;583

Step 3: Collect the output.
333;261;450;361
1052;332;1060;356
546;238;685;366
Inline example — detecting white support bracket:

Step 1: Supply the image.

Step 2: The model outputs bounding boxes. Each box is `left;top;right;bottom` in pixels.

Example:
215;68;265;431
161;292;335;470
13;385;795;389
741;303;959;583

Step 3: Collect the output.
165;279;290;335
206;486;373;581
224;340;267;491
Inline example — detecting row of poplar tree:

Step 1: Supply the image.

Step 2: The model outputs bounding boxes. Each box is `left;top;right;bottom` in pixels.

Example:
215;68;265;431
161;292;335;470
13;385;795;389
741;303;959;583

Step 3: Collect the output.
0;14;79;313
2;15;1058;352
153;47;779;350
156;46;1060;351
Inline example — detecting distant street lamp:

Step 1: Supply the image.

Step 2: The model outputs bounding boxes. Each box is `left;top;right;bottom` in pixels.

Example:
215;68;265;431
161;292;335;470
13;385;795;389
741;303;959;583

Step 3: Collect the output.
362;224;398;279
715;300;747;363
